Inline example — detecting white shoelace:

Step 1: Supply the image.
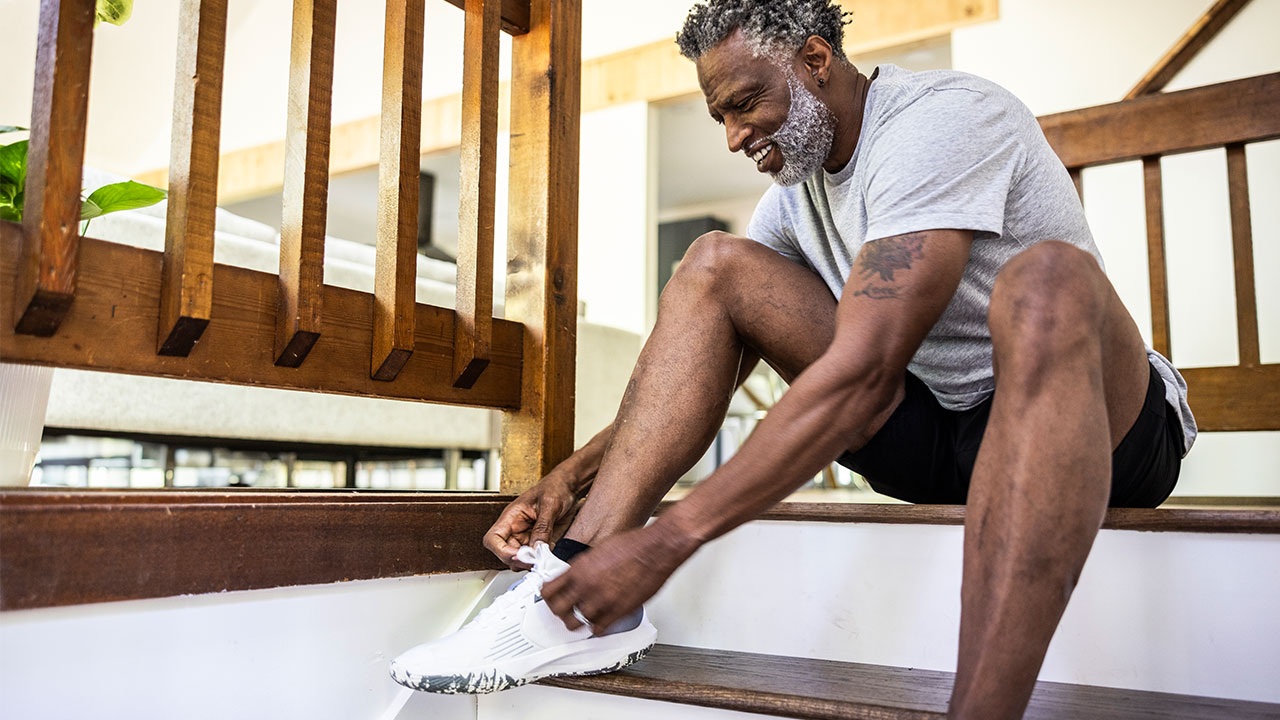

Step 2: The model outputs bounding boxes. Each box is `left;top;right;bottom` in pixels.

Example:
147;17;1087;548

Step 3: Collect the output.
471;543;562;627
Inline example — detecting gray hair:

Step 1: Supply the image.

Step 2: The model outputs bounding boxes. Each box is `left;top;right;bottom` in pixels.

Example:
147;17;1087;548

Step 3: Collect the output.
675;0;851;62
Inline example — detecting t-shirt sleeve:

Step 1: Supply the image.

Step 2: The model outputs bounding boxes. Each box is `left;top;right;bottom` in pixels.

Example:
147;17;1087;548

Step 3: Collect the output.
862;86;1024;243
745;185;806;264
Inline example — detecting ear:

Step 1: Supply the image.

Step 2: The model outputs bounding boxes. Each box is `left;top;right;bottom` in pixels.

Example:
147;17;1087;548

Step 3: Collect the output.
798;35;834;88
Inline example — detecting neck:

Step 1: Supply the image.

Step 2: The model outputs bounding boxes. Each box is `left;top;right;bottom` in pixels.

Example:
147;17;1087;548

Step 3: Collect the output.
822;67;873;174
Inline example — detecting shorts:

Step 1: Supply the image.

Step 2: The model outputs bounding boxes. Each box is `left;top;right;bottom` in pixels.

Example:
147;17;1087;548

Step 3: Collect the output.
835;362;1184;508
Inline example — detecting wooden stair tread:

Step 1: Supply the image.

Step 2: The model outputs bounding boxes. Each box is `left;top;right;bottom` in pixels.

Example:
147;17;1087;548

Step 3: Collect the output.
542;644;1280;720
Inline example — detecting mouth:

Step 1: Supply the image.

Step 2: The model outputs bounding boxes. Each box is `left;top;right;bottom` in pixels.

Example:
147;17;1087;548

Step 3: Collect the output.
747;141;774;170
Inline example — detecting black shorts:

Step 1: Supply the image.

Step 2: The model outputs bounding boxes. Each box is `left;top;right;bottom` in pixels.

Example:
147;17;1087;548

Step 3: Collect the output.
835;363;1185;508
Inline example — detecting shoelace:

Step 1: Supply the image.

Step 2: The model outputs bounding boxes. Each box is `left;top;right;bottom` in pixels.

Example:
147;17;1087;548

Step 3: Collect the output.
471;543;562;627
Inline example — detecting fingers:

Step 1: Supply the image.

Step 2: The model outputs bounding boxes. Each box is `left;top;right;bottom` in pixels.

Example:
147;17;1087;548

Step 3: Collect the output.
542;574;585;630
484;503;537;569
528;496;562;548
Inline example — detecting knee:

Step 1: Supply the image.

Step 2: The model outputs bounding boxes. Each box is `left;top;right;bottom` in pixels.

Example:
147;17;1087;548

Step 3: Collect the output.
989;241;1107;358
668;231;749;295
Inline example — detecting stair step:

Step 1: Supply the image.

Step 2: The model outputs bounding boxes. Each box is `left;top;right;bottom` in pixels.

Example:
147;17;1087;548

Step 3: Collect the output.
542;644;1280;720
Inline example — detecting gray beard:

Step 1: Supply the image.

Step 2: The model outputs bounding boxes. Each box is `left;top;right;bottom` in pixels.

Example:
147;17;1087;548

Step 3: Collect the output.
767;72;837;186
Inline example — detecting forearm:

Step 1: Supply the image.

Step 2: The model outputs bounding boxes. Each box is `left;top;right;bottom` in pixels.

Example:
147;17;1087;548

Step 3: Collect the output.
548;424;613;496
656;356;899;548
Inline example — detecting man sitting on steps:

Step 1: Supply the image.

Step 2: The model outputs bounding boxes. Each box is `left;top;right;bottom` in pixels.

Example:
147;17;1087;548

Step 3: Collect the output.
390;1;1195;716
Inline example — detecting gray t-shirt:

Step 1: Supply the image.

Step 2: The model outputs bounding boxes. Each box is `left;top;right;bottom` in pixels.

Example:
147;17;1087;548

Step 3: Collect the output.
747;64;1195;452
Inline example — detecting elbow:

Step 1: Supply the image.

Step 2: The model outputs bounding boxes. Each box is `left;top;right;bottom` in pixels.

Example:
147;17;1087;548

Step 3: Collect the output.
821;358;904;441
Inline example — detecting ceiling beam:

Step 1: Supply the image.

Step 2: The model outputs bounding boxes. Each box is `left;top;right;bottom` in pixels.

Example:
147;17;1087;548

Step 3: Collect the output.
134;0;998;203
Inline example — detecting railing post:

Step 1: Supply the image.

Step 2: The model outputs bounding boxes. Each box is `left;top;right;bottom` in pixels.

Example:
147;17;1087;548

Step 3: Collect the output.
453;0;502;388
275;0;338;368
158;0;228;356
501;0;581;492
13;0;95;337
371;0;425;382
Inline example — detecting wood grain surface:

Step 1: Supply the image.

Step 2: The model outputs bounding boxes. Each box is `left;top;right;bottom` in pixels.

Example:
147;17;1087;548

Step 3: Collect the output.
159;0;228;356
659;500;1280;534
0;490;508;610
372;0;426;382
440;0;529;35
1226;143;1260;368
1142;156;1172;359
275;0;337;368
453;0;501;389
13;0;95;336
1039;72;1280;169
544;644;1280;720
0;222;524;408
500;0;582;494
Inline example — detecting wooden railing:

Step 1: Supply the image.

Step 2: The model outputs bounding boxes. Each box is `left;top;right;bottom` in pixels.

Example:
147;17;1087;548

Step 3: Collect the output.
1;0;578;491
1038;72;1280;432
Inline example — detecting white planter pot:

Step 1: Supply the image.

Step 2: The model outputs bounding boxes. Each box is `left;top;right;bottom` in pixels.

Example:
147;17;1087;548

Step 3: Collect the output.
0;363;55;486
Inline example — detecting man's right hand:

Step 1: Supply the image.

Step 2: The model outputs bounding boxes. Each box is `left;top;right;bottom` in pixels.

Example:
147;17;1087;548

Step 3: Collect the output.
484;474;581;570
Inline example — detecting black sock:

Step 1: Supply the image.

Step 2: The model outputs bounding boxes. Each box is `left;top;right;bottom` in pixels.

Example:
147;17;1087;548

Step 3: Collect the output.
551;537;591;563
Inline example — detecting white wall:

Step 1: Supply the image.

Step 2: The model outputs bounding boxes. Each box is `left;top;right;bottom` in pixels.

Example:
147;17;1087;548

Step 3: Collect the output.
0;572;492;720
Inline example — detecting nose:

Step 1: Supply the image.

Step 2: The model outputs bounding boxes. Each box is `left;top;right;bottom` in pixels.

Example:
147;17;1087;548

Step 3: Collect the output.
726;119;751;154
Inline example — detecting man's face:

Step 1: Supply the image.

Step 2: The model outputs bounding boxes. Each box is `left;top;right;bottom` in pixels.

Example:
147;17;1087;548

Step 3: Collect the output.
695;29;836;186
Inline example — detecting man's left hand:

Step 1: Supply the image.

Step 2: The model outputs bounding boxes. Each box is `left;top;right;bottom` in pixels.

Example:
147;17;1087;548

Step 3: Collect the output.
541;523;698;632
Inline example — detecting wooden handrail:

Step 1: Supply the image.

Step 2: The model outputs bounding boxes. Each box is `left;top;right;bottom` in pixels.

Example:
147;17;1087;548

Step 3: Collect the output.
1039;72;1280;168
12;0;94;337
453;0;502;389
275;0;337;368
158;0;228;356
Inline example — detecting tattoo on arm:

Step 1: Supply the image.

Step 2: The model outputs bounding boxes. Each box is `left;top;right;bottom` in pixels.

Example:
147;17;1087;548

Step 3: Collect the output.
850;233;926;300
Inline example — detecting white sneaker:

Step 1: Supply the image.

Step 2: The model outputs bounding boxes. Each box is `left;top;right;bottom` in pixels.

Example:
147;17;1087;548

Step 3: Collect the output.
390;542;658;694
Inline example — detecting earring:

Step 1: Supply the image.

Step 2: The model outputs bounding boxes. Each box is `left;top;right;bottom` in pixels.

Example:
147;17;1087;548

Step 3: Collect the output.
817;77;825;87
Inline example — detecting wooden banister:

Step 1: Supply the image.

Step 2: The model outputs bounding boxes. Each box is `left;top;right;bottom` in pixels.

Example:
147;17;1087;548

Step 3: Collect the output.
372;0;425;382
501;0;582;493
159;0;228;357
1038;72;1280;169
275;0;337;368
12;0;95;337
453;0;502;389
1142;157;1172;360
1226;143;1259;368
1125;0;1252;100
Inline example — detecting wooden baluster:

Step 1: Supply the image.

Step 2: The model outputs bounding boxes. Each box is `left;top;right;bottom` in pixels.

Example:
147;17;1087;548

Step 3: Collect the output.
453;0;501;388
158;0;228;356
1068;166;1084;204
501;0;581;492
13;0;95;337
275;0;337;368
1226;143;1259;368
371;0;425;382
1143;156;1172;359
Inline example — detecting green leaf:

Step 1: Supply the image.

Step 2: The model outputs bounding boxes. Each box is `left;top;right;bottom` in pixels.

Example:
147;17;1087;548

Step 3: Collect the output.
0;125;26;134
84;180;166;217
0;204;20;222
80;197;103;221
0;140;27;189
96;0;132;26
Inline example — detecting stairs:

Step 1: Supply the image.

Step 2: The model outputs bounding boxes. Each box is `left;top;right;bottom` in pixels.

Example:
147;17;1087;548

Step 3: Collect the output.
472;504;1280;720
543;644;1280;719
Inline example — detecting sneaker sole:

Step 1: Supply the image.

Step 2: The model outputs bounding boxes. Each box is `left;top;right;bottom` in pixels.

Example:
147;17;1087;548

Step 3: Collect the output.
390;625;656;694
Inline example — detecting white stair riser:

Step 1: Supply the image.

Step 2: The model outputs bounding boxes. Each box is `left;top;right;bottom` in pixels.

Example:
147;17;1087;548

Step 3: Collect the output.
646;520;1280;703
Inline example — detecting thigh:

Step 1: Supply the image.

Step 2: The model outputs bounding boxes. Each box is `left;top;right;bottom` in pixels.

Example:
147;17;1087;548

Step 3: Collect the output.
1108;362;1184;507
675;232;838;383
836;373;972;504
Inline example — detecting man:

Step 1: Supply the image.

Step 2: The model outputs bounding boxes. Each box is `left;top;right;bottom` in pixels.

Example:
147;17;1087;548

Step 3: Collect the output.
391;1;1194;716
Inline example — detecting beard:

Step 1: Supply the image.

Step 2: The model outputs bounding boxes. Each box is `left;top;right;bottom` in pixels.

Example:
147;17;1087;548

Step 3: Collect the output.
766;71;837;186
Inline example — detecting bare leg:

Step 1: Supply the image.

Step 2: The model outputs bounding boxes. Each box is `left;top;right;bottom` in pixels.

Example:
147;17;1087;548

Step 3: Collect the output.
565;232;841;544
949;242;1151;719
